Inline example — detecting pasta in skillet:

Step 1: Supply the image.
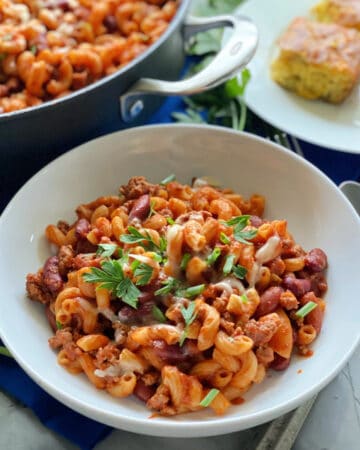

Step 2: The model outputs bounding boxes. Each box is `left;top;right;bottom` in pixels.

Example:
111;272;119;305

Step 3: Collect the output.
0;0;179;113
26;175;328;416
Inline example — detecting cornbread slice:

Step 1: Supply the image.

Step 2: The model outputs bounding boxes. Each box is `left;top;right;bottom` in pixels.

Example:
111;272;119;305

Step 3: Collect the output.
313;0;360;30
271;17;360;103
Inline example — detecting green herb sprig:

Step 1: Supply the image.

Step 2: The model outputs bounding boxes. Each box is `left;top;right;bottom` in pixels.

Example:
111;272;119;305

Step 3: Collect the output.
179;301;197;346
83;259;140;309
224;215;257;245
120;226;166;253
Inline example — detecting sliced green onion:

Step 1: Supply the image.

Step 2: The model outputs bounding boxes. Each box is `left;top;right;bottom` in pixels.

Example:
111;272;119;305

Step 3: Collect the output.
180;253;192;271
0;346;13;358
160;174;176;185
295;301;317;318
233;265;247;279
206;247;221;266
240;294;249;304
220;232;231;245
152;305;167;323
223;254;235;275
56;320;63;329
184;284;205;298
167;217;175;225
200;388;220;407
179;329;188;347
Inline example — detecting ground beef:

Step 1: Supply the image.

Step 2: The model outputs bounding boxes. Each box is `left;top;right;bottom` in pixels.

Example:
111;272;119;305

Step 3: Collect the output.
48;329;73;349
26;270;53;304
244;313;281;346
120;176;158;200
58;245;75;277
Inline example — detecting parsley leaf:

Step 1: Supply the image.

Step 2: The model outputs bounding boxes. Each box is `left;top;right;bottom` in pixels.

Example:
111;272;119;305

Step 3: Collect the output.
96;243;118;258
179;301;197;346
120;226;166;253
223;215;257;245
82;259;140;309
233;228;258;245
152;305;167;323
56;320;63;330
134;263;153;286
155;277;180;296
116;278;140;309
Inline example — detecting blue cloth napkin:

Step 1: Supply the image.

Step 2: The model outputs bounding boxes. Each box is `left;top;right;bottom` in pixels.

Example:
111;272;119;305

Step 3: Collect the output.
0;94;359;450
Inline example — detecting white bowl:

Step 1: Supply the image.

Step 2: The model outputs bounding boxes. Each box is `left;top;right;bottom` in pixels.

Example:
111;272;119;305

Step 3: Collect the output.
0;124;359;437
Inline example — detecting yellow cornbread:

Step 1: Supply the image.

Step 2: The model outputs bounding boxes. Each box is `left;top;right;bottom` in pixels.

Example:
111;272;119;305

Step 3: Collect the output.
313;0;360;30
271;17;360;103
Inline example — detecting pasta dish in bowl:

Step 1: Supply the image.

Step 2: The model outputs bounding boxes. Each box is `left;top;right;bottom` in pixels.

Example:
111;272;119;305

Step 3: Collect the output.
0;124;359;436
26;175;328;416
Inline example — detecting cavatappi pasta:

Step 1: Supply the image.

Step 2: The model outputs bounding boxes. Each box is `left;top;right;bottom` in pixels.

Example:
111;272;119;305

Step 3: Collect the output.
26;176;328;416
0;0;179;113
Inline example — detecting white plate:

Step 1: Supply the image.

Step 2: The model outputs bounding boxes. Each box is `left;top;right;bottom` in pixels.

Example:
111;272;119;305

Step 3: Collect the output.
238;0;360;153
0;124;359;437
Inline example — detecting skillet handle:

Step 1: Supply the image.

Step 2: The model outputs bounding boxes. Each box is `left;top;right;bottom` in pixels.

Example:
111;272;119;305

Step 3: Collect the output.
120;14;258;122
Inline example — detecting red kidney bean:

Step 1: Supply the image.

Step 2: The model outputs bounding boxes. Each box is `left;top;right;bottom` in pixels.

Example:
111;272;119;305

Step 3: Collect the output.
151;340;200;364
103;15;118;33
304;248;328;273
134;379;156;403
270;354;291;371
42;256;63;295
128;194;150;222
310;273;328;297
138;291;154;304
75;240;97;254
45;305;57;332
282;275;311;299
75;218;91;239
256;286;284;318
301;292;324;335
118;300;155;323
250;215;263;227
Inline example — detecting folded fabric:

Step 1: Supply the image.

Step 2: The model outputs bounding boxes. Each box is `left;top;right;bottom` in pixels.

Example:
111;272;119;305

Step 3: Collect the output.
0;95;359;450
0;344;111;450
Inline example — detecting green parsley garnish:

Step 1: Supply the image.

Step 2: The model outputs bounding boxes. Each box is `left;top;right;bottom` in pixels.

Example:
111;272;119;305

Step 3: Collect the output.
152;305;167;323
160;174;176;185
206;247;221;266
233;265;247;279
83;259;140;309
120;226;166;253
224;215;257;245
56;320;63;330
295;301;317;319
224;215;251;227
96;243;118;258
220;232;231;245
179;301;197;346
166;217;175;225
155;277;180;296
0;346;13;358
223;254;235;275
183;284;205;298
180;253;192;271
199;388;220;407
30;44;37;55
133;262;153;286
